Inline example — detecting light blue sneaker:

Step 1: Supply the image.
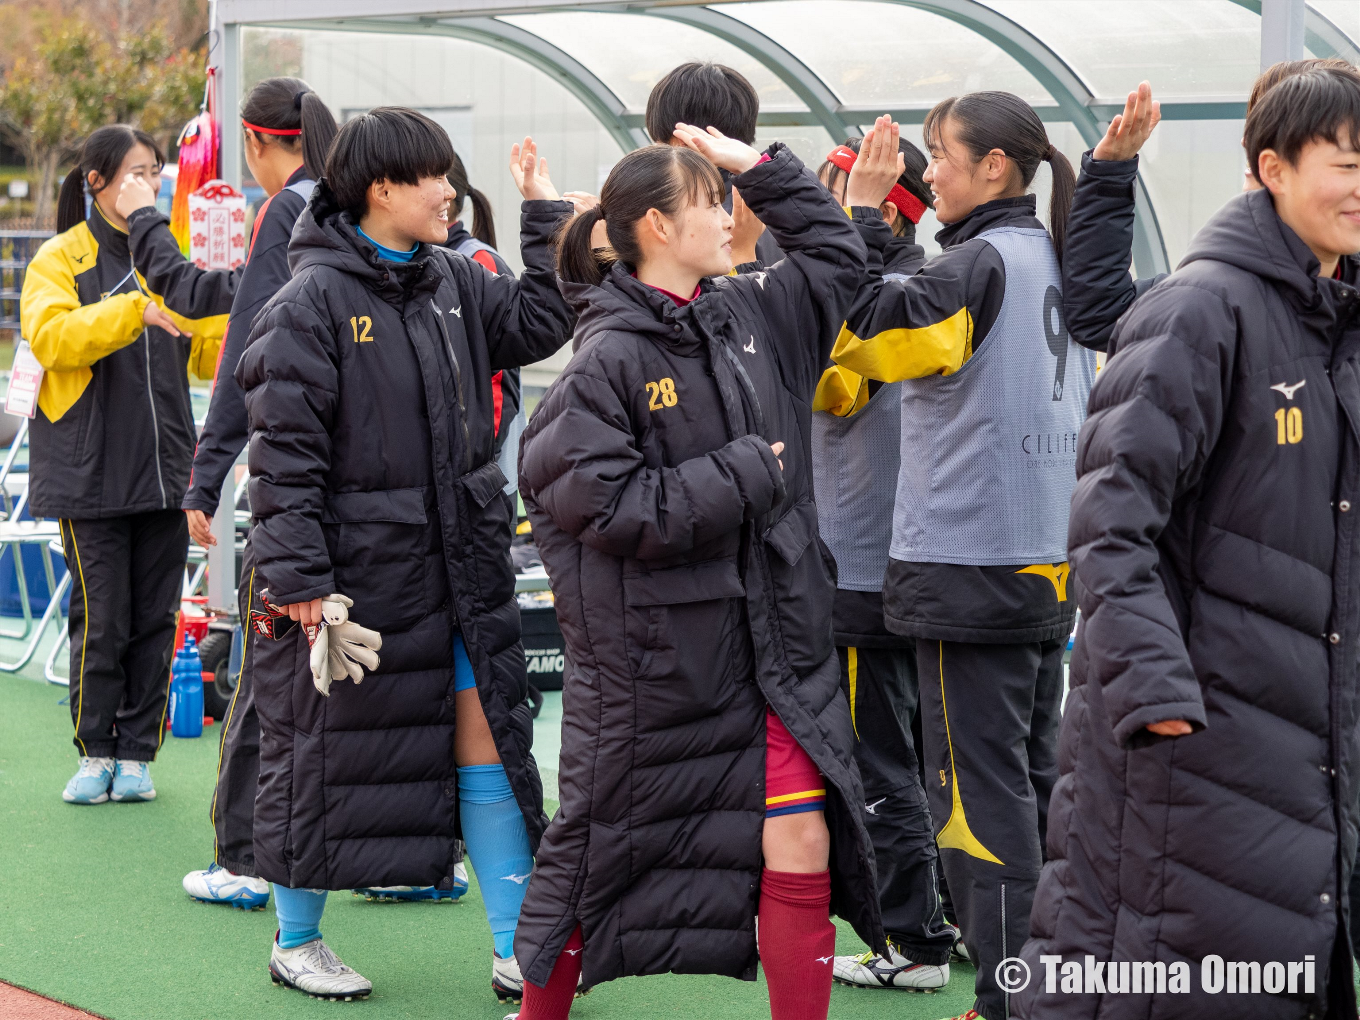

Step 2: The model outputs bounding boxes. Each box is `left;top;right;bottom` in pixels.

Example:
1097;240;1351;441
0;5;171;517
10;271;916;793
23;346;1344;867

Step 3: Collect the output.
109;759;156;802
183;864;270;909
354;862;468;902
62;756;115;804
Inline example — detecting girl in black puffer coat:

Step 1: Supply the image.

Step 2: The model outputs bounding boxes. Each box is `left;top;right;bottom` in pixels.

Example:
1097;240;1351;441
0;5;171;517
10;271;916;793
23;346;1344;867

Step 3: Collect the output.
237;108;574;1002
513;127;905;1020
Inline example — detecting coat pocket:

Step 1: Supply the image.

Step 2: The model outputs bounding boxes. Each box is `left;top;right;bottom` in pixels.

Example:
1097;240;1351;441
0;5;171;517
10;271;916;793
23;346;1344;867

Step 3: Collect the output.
458;460;514;607
763;499;836;675
322;487;431;634
621;559;750;727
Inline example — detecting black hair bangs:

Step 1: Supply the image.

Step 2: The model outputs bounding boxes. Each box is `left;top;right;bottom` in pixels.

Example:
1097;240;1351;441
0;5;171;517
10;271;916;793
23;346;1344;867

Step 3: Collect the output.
326;106;455;218
1246;67;1360;177
674;147;726;208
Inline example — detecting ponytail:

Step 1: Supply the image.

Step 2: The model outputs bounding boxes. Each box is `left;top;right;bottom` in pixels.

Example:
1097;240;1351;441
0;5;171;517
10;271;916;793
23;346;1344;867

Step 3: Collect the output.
56;167;87;234
466;186;497;249
1043;144;1076;266
556;207;609;286
241;76;337;182
555;144;723;287
56;124;164;234
447;148;497;250
298;91;338;181
925;91;1073;264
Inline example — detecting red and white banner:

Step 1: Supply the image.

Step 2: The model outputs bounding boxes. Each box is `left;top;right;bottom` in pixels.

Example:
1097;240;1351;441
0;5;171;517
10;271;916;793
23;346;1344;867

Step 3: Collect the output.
188;180;246;270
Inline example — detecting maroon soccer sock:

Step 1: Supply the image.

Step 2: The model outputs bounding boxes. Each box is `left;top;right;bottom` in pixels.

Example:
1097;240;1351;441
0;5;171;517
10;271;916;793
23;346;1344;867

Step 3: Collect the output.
758;868;835;1020
518;925;583;1020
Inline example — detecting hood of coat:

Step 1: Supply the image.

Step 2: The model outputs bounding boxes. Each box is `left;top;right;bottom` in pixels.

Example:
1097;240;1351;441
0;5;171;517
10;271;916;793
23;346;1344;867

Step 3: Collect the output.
1179;188;1347;326
564;262;710;355
288;178;446;306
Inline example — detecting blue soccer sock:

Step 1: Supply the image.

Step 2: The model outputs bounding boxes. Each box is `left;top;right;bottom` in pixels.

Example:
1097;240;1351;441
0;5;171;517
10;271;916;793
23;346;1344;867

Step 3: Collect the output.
458;763;534;959
273;885;328;949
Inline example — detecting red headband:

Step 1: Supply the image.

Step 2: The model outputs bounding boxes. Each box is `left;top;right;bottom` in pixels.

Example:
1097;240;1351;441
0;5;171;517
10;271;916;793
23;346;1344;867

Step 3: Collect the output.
825;145;928;223
242;119;301;136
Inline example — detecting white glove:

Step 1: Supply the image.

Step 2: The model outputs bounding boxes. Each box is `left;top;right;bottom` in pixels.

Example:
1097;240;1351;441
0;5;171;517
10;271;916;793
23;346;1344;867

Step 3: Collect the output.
309;594;382;696
309;623;333;696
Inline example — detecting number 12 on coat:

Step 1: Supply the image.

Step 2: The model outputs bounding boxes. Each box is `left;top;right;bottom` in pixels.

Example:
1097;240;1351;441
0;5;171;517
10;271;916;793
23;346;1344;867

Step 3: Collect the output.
349;316;374;343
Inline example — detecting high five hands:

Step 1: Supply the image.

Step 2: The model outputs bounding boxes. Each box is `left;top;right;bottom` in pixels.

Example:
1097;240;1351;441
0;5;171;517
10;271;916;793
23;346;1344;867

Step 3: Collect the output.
847;114;906;210
509;137;560;201
673;123;763;174
1093;81;1161;162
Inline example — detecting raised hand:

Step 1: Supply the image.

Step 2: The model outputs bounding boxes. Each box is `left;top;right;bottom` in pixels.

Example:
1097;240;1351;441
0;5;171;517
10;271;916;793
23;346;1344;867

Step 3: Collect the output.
114;171;157;220
673;123;762;174
509;137;560;201
846;115;906;210
1093;81;1161;162
563;191;599;216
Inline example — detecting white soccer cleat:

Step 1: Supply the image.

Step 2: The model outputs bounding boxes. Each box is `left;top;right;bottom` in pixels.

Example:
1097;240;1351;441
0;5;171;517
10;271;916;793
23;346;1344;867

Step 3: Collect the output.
833;943;949;990
493;952;524;1003
491;948;590;1003
269;937;373;1000
183;863;270;910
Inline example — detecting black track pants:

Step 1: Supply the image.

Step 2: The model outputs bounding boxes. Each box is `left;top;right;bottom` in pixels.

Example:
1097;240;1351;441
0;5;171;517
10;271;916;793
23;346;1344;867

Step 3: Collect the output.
211;557;260;876
838;645;955;966
59;511;188;761
916;637;1064;1020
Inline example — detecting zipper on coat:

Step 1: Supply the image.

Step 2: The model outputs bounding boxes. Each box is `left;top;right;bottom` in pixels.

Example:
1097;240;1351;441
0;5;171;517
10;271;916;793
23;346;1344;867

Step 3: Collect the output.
131;271;167;508
1000;880;1009;1020
431;299;474;474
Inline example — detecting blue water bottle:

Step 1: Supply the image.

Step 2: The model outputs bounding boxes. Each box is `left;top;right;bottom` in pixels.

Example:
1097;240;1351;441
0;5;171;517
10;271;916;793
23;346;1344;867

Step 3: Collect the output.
169;636;205;738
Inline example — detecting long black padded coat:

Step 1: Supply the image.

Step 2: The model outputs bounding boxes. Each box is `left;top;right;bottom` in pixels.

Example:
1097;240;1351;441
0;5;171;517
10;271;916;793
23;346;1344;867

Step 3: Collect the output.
513;145;885;988
1015;188;1360;1019
236;181;574;890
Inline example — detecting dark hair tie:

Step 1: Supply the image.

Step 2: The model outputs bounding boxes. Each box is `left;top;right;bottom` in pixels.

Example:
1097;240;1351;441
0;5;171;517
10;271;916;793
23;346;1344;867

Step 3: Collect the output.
294;90;309;111
1045;144;1058;160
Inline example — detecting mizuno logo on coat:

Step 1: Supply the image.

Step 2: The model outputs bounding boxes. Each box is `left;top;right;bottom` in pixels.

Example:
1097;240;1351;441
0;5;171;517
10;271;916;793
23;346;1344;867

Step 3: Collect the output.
1271;380;1306;400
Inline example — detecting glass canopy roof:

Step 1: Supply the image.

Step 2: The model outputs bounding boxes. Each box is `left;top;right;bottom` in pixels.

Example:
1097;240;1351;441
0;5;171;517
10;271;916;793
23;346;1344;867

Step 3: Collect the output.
216;0;1360;277
497;11;803;111
717;1;1048;106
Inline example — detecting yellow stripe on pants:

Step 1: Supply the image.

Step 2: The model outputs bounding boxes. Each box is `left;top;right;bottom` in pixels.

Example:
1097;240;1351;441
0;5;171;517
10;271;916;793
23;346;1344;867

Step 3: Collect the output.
62;520;91;757
934;641;1004;864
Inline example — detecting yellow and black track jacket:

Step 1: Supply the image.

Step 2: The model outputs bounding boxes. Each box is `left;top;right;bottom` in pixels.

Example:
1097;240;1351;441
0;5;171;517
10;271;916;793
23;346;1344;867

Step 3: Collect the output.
20;206;229;518
828;196;1079;645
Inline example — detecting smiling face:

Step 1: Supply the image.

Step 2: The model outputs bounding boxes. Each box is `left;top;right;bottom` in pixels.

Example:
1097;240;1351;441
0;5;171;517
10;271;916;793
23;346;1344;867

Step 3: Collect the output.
1260;133;1360;269
923;116;1011;225
364;175;457;249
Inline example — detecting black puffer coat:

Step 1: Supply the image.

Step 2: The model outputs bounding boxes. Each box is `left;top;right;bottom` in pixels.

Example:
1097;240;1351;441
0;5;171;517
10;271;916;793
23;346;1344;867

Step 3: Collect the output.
514;145;885;988
237;182;574;889
1017;189;1360;1019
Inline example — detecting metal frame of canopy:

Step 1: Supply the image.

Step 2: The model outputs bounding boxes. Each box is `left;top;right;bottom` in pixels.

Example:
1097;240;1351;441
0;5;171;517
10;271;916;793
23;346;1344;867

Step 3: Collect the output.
205;0;1347;605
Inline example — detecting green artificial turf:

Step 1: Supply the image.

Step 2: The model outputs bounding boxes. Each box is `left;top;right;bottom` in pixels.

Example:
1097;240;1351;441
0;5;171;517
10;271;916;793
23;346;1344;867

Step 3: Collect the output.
0;660;976;1020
